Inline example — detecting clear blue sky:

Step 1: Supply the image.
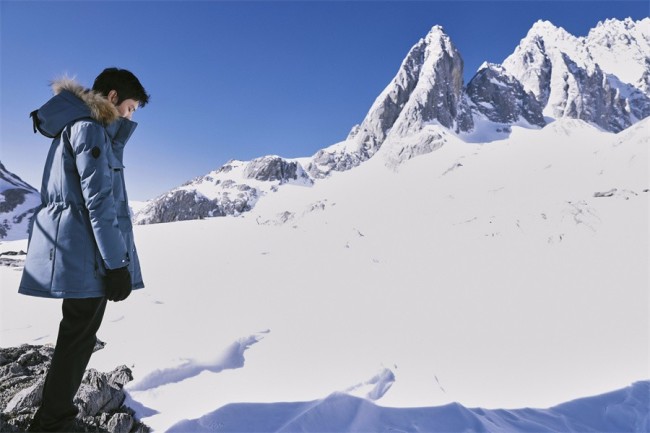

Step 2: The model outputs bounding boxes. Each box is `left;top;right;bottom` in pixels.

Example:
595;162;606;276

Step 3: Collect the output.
1;1;647;200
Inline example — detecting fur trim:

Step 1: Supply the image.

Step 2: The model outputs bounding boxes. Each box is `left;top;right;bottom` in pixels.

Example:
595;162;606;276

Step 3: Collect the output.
51;77;119;125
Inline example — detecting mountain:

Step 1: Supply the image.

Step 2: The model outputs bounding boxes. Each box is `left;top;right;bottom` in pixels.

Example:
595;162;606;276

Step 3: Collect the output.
0;162;40;240
307;25;474;178
131;17;649;225
502;19;650;132
134;156;312;225
586;17;650;94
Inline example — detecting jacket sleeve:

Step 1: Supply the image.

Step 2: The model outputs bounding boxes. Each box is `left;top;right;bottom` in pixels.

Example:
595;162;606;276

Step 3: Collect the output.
71;121;130;270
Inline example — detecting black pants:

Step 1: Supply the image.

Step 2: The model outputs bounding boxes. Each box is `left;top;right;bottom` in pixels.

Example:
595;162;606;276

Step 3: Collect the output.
31;297;107;432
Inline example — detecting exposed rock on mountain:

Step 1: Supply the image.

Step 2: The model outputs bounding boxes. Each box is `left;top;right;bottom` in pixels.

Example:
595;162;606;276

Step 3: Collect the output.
0;344;149;433
466;63;546;127
585;17;650;94
244;156;313;185
502;19;650;132
0;162;41;240
134;157;311;225
309;25;473;178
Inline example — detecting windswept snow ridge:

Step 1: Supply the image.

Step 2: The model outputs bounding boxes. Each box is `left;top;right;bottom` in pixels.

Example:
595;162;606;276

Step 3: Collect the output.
167;381;650;433
129;333;267;392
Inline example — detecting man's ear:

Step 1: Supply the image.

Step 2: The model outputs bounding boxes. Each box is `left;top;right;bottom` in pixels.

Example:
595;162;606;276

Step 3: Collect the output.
107;90;119;104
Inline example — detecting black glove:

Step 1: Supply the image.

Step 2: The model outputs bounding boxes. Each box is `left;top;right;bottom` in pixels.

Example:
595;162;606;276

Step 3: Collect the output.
105;266;132;302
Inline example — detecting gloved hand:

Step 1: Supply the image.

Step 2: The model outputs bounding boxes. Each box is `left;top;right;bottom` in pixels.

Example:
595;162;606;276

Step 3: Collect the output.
105;266;132;302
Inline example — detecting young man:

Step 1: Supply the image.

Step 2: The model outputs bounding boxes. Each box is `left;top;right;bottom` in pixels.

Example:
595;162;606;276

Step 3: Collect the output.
19;68;150;432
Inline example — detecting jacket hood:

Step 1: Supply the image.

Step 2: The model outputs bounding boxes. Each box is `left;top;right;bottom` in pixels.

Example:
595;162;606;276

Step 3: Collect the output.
32;78;120;138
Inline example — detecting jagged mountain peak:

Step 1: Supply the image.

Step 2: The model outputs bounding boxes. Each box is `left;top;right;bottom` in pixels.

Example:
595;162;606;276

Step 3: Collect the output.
132;17;649;226
525;20;583;46
501;17;650;131
517;19;587;63
423;24;453;46
586;17;650;92
593;16;647;32
528;19;567;35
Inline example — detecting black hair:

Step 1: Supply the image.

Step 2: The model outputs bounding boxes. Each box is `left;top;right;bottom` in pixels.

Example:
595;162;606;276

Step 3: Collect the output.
92;67;150;107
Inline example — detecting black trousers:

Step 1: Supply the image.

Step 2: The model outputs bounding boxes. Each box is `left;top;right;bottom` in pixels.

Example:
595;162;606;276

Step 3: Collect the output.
32;297;107;432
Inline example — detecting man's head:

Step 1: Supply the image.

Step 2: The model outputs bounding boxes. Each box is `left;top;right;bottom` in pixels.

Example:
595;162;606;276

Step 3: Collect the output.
92;68;150;120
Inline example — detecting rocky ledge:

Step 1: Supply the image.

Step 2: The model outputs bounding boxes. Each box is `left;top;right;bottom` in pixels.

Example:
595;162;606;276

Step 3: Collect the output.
0;344;149;433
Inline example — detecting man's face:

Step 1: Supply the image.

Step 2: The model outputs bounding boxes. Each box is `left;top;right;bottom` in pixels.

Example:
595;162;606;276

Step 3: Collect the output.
116;98;139;120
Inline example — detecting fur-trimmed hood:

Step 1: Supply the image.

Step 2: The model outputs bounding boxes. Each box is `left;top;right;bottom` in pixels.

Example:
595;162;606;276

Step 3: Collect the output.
31;78;120;138
52;78;120;124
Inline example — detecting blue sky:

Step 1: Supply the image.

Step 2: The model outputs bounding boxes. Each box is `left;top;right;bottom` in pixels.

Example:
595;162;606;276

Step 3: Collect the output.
1;1;647;200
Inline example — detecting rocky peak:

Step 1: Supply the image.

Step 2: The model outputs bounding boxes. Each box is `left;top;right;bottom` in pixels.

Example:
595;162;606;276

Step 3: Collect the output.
466;63;545;127
309;25;472;177
585;17;650;93
502;18;650;132
244;156;313;185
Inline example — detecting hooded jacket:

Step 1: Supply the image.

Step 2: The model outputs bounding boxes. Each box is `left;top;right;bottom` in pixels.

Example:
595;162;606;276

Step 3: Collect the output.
19;79;144;298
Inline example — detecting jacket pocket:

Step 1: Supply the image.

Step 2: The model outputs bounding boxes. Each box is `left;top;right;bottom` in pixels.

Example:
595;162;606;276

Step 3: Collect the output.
53;206;93;290
107;152;126;203
21;206;61;291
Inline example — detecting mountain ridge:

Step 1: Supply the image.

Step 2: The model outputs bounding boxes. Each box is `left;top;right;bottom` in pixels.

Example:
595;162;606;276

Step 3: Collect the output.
133;17;649;225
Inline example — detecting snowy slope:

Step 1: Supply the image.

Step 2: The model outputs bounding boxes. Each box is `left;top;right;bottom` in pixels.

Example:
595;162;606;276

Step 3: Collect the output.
167;381;650;433
1;116;647;431
0;162;40;241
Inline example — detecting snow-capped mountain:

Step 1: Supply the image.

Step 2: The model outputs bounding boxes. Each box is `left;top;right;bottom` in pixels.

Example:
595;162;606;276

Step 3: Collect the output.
0;162;40;240
502;18;650;131
307;25;474;178
134;156;312;225
586;17;650;94
135;17;649;225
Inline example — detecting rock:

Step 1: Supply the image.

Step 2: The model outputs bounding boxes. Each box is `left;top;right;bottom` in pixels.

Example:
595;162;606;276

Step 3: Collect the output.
466;63;546;127
4;377;44;413
244;156;312;185
107;413;134;433
0;344;150;432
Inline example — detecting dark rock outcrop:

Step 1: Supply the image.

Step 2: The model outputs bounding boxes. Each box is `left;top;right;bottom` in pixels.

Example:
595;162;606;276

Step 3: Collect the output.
244;156;313;185
0;162;41;240
0;344;149;433
467;63;546;127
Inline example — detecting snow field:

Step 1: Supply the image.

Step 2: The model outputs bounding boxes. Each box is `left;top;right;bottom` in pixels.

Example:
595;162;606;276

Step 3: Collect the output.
1;118;648;431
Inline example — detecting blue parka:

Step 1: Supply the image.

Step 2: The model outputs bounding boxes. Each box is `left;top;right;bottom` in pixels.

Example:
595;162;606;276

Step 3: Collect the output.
19;79;144;299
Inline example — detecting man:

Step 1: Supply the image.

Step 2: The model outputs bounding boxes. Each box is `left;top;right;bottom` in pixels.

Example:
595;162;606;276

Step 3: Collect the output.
19;68;150;432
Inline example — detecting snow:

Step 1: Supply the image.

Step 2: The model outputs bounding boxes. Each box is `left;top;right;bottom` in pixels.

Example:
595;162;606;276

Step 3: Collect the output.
587;17;650;89
1;116;648;431
166;382;650;433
